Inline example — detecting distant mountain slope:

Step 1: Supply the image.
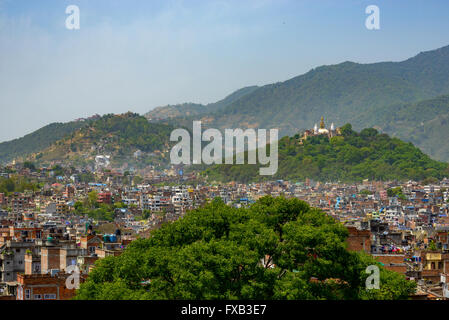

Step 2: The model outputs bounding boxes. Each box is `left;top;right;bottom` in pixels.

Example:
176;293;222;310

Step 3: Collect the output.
356;94;449;161
209;46;449;133
145;86;259;120
145;103;205;120
152;45;449;161
27;113;175;168
203;124;449;183
0;121;89;164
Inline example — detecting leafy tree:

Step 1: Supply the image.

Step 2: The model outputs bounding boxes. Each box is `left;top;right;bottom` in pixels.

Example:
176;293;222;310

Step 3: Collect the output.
87;190;99;209
51;165;64;177
86;204;116;222
423;177;439;185
133;175;143;185
360;190;373;196
0;176;40;195
76;197;416;300
428;240;437;251
74;201;85;215
0;178;15;193
23;161;36;171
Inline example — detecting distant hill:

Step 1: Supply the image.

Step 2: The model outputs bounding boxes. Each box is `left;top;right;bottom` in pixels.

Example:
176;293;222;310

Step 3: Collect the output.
144;86;259;120
203;124;449;183
150;45;449;161
0;121;89;164
26;113;175;168
5;45;449;167
209;45;449;134
355;94;449;161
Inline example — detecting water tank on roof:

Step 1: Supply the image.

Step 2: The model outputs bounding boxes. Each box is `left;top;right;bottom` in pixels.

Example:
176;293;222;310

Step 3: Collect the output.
50;269;59;277
103;235;110;242
110;235;117;242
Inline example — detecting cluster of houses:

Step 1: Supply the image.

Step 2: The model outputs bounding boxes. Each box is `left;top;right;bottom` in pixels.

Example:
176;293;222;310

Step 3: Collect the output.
1;161;449;299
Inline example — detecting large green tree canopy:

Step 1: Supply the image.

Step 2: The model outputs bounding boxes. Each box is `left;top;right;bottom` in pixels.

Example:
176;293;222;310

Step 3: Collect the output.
75;196;416;300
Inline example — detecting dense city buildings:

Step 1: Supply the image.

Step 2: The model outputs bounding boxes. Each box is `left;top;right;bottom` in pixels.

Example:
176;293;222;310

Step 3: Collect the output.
0;161;448;300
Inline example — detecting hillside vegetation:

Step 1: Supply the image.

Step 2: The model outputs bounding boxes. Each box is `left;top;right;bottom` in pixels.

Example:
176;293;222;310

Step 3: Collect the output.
28;113;175;168
145;86;259;120
0;121;89;164
204;124;449;183
149;45;449;161
355;94;449;161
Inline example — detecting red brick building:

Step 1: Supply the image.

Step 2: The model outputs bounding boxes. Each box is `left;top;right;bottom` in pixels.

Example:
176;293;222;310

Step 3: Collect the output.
372;254;407;275
98;192;112;204
346;226;371;253
9;226;42;241
24;252;41;275
40;247;61;274
16;273;83;300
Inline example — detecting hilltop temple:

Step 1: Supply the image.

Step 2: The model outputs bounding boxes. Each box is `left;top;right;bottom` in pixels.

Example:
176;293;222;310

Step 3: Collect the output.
301;117;340;141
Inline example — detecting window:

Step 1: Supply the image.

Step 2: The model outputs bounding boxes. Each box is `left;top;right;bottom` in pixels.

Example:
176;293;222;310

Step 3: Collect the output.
25;289;31;300
34;294;42;300
44;294;56;300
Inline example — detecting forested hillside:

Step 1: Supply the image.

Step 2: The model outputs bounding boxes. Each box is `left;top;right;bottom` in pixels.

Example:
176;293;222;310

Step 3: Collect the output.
0;121;89;164
204;124;449;183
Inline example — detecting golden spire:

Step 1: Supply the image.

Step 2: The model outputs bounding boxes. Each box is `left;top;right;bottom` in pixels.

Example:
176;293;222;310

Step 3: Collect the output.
320;116;325;129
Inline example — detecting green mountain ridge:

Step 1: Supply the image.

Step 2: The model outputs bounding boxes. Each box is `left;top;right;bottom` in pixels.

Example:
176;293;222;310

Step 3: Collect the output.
211;45;449;134
145;85;259;120
26;113;176;168
3;45;449;167
149;45;449;161
0;121;90;165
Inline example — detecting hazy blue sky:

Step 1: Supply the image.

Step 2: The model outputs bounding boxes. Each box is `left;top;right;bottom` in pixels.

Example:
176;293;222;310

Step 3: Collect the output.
1;0;449;142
